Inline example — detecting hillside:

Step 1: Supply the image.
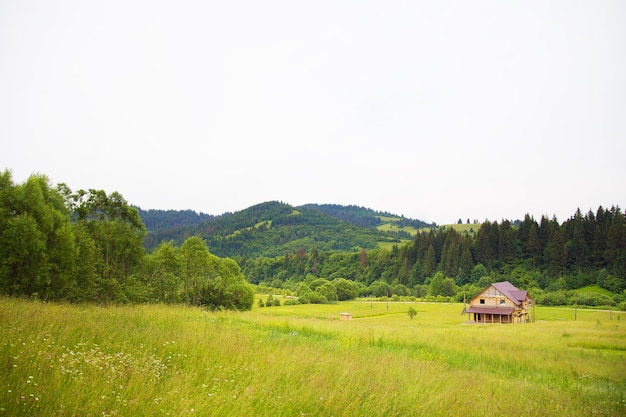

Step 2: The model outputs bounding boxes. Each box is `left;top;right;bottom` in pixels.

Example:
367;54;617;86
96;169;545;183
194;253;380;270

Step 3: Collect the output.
136;207;214;231
301;204;435;230
140;201;431;257
137;207;215;250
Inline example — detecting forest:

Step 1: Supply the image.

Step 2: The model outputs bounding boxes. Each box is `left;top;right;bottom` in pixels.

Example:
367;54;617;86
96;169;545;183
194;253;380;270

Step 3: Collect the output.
240;207;626;308
1;170;625;309
0;171;254;309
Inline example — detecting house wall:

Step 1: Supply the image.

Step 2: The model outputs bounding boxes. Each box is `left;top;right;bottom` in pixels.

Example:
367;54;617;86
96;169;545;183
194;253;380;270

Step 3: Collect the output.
470;287;516;308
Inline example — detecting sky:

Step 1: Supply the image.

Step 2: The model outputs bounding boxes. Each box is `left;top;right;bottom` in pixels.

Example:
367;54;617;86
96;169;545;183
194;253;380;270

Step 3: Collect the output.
1;1;625;225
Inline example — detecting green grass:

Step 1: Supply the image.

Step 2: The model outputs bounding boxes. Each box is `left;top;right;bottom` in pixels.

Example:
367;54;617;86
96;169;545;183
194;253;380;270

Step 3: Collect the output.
376;215;401;222
418;223;481;235
225;220;272;238
376;222;418;236
376;222;481;249
377;240;412;251
375;215;425;237
574;285;615;296
1;297;625;416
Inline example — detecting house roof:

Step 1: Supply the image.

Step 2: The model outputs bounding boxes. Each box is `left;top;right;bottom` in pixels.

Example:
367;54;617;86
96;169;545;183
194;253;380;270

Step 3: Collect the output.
467;306;514;315
491;281;527;306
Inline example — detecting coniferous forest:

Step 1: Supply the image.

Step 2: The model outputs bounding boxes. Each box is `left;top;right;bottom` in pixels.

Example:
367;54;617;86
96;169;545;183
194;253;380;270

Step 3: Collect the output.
1;170;625;309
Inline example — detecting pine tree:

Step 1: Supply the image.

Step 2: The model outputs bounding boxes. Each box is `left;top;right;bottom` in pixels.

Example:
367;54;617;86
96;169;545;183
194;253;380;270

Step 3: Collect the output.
525;222;542;265
423;245;436;278
544;229;566;277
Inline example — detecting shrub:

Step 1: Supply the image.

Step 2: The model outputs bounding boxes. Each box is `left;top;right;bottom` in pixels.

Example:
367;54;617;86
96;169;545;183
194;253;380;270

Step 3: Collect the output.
573;292;613;307
535;290;570;306
332;278;359;301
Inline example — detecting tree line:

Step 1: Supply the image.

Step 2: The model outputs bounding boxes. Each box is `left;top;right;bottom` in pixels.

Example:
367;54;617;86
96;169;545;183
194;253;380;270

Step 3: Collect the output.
241;206;626;306
2;170;624;309
0;171;254;309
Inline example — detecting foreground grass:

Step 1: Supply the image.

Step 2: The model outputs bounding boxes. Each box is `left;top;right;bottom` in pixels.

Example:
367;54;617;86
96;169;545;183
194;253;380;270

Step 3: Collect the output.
1;298;624;416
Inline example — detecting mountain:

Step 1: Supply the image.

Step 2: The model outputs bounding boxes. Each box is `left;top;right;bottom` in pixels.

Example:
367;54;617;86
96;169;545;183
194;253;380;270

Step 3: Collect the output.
301;203;435;232
139;201;433;258
136;207;214;250
136;207;214;231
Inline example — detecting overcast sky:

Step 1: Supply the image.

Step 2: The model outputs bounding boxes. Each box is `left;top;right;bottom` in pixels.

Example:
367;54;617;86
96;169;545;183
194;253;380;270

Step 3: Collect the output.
1;1;625;224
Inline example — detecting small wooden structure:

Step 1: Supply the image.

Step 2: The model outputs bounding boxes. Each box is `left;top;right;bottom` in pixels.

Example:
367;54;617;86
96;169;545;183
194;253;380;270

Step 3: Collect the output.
339;312;352;321
464;281;531;324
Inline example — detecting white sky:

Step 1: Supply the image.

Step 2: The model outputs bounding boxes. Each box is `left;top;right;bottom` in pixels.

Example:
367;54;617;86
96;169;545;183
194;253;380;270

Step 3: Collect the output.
1;1;625;224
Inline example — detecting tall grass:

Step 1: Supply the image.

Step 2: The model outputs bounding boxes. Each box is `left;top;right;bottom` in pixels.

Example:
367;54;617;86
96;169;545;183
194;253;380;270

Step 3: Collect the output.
1;297;624;416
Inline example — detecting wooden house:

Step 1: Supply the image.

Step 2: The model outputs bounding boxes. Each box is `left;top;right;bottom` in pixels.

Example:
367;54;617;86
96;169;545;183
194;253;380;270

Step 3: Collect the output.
465;281;531;324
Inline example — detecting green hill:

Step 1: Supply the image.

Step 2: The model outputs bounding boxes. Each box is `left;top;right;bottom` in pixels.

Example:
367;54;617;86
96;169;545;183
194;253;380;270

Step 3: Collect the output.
300;203;434;231
140;202;433;258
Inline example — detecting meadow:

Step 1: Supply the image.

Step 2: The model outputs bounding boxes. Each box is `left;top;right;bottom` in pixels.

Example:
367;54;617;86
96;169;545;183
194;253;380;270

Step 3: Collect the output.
1;297;624;416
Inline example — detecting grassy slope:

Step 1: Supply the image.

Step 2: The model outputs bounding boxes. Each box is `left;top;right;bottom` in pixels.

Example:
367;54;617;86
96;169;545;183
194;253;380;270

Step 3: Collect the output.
574;285;615;296
376;221;482;249
417;223;481;235
1;298;624;416
378;220;481;238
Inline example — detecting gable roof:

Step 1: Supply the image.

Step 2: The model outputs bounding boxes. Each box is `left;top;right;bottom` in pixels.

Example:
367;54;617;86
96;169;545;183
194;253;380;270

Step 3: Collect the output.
491;281;527;306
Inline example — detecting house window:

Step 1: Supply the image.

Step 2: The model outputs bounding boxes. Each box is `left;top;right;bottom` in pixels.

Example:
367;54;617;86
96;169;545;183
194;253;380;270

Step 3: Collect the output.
500;299;505;305
480;299;485;304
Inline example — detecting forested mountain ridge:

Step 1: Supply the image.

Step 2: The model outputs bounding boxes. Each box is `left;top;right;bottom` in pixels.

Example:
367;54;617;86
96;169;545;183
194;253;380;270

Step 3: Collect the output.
300;204;435;230
136;207;214;231
137;207;215;251
141;201;413;258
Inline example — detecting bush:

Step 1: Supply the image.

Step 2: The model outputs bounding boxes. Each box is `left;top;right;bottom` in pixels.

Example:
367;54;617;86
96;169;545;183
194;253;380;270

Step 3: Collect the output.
332;278;359;301
535;290;570;306
573;292;613;307
310;292;328;304
317;282;338;302
535;290;615;307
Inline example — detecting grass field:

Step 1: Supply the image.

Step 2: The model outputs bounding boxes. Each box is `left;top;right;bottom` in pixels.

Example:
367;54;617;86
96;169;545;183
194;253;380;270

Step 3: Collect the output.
376;222;481;243
1;297;625;416
417;223;481;235
376;221;419;236
574;285;615;296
